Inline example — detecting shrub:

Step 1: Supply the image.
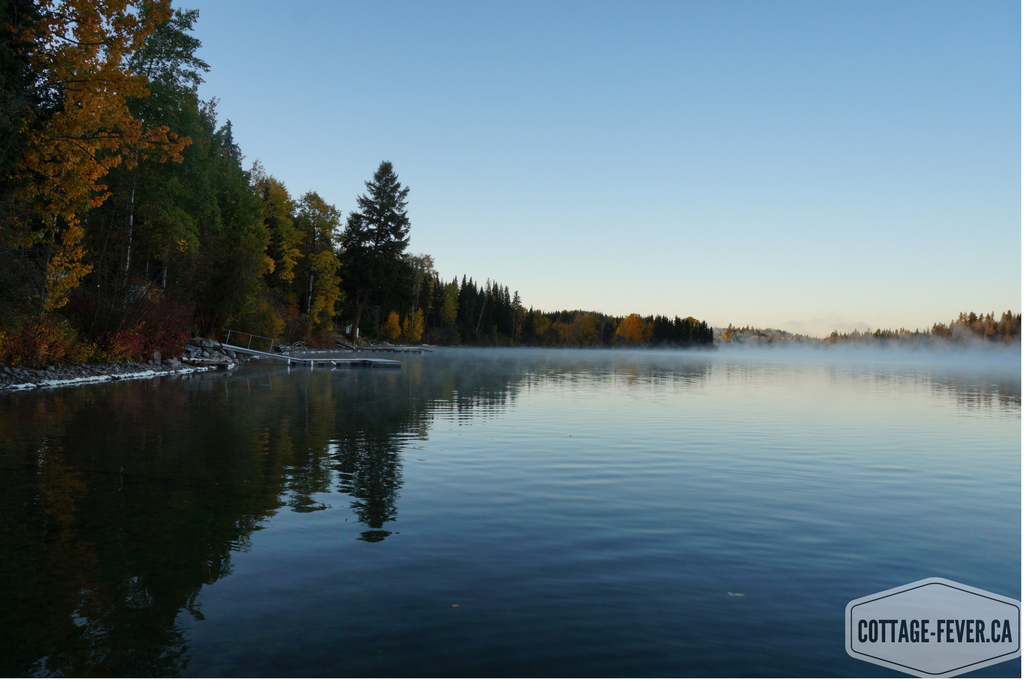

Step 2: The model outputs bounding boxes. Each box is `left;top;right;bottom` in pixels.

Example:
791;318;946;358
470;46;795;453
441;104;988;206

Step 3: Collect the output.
0;318;102;366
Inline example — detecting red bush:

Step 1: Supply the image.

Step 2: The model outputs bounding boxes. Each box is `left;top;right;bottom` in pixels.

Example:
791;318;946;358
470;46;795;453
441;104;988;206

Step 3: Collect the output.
0;318;100;366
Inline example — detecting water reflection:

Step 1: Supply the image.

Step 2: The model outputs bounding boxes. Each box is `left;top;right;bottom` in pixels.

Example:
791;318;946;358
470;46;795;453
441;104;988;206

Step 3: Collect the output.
0;355;551;675
0;349;1016;676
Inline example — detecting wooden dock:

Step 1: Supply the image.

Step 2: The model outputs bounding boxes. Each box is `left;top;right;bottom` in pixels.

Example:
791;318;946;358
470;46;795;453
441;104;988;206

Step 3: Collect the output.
334;340;430;353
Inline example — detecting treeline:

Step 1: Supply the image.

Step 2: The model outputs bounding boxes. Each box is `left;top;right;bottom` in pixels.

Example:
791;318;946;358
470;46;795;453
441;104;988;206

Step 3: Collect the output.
0;1;313;363
392;272;713;348
0;0;1015;368
928;311;1021;344
0;0;717;365
0;0;363;364
372;270;713;348
824;311;1021;346
717;311;1021;346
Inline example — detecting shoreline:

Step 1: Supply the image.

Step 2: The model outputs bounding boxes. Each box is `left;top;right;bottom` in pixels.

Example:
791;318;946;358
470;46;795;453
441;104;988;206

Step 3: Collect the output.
0;361;228;392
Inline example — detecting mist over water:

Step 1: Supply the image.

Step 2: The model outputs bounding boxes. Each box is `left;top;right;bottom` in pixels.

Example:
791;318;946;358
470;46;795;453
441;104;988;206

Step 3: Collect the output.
712;339;1022;369
0;347;1018;676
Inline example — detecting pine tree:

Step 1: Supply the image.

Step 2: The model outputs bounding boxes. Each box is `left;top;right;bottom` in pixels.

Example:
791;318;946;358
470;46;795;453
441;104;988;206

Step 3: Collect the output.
339;161;413;340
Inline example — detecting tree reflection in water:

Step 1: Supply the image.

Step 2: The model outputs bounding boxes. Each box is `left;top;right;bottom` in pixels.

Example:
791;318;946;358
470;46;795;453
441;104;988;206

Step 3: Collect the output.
0;351;714;675
4;351;1013;676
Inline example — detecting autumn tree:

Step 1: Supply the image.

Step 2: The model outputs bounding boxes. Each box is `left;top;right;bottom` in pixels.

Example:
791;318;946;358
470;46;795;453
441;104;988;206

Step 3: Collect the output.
614;313;652;345
402;309;423;343
339;161;413;340
569;312;600;346
440;281;458;327
74;4;211;341
6;0;189;313
381;311;400;342
293;191;341;340
252;163;301;289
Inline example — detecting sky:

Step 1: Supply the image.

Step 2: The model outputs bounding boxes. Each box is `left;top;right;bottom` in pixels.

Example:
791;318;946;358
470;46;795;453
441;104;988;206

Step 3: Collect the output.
185;0;1020;336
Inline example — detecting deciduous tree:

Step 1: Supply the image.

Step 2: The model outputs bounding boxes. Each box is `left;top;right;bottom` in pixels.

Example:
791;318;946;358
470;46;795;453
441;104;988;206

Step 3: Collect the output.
381;311;400;342
614;313;651;345
402;309;423;343
294;191;341;339
8;0;189;312
252;163;301;287
440;281;458;328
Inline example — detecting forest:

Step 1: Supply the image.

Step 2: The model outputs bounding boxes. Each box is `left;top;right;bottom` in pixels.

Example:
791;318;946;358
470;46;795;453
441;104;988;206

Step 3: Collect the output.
0;0;715;365
717;311;1022;346
0;1;1014;368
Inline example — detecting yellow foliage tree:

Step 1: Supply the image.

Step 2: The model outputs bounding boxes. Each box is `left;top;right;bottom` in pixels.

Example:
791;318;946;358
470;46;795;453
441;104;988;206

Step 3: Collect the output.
569;312;600;346
402;309;424;343
533;314;552;344
295;192;341;339
440;282;459;326
614;313;652;345
252;163;301;285
9;0;190;312
382;311;401;342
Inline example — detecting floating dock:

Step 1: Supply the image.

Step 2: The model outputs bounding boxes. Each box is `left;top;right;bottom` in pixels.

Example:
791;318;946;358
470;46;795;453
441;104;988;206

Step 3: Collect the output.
221;343;401;368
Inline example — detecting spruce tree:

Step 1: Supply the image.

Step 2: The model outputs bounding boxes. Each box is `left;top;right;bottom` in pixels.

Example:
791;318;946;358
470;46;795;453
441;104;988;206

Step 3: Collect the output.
339;161;413;340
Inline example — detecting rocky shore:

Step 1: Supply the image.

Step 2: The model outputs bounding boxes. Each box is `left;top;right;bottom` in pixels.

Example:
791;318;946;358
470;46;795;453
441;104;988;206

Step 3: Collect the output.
0;360;218;391
0;337;253;392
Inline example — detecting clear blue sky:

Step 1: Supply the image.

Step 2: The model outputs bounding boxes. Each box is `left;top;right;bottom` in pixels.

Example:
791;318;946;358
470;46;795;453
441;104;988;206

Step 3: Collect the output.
186;0;1020;336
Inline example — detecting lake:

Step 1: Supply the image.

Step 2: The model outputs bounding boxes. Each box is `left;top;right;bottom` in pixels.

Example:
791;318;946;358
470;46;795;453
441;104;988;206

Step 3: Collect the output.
0;347;1019;677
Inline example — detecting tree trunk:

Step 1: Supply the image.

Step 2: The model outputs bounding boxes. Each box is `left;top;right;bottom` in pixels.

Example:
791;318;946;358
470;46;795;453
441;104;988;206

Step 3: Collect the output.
475;298;486;335
123;180;135;287
351;298;365;342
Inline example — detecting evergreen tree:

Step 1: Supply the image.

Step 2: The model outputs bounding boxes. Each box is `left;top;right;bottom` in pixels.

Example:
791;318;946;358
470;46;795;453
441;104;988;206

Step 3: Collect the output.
0;0;41;324
339;160;412;339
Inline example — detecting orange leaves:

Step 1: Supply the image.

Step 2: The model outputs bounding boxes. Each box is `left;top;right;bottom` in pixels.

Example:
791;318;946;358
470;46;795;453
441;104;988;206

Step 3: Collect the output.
16;0;189;204
8;0;190;310
614;313;652;345
44;217;92;311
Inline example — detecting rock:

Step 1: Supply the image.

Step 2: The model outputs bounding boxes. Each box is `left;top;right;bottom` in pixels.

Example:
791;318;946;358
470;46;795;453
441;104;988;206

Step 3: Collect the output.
152;351;161;364
225;349;237;359
163;358;182;368
201;350;211;358
190;337;222;349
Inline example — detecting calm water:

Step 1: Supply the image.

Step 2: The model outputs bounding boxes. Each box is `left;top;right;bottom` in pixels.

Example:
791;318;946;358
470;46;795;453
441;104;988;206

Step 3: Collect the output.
0;348;1019;677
